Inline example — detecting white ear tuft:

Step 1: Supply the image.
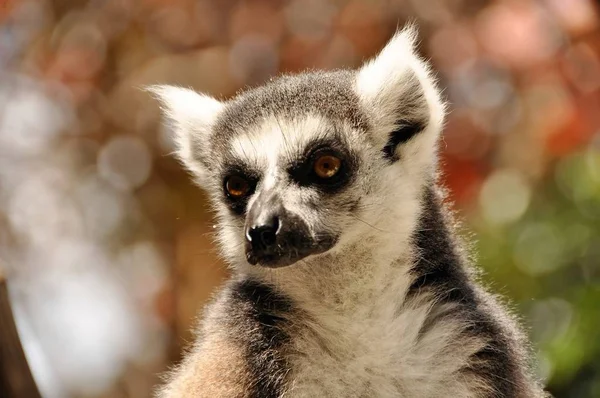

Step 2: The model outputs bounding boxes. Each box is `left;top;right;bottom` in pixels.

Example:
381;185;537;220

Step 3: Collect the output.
356;25;420;106
146;85;223;182
355;26;445;165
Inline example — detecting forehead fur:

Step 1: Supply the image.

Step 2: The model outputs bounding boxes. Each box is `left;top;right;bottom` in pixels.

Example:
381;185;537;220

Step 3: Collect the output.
206;71;368;159
227;114;359;176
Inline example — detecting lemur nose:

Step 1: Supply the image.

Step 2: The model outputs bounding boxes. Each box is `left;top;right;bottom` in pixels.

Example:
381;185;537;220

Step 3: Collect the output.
246;216;280;251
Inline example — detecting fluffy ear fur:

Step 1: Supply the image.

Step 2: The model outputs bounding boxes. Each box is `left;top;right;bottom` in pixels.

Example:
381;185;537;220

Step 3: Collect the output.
355;26;445;165
147;85;223;183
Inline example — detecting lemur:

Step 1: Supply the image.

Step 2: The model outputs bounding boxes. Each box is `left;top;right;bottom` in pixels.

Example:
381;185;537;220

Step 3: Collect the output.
150;27;546;397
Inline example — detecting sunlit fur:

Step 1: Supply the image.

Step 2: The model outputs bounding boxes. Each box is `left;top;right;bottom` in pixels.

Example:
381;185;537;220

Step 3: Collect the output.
151;26;546;398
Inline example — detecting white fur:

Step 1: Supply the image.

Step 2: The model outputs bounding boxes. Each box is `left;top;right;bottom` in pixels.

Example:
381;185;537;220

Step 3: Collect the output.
146;85;223;182
229;114;332;169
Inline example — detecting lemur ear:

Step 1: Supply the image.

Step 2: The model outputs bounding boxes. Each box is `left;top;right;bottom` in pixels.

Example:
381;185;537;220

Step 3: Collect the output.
356;26;445;163
147;85;223;183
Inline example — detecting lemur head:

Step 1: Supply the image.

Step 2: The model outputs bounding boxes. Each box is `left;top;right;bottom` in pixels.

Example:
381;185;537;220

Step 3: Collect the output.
151;26;445;269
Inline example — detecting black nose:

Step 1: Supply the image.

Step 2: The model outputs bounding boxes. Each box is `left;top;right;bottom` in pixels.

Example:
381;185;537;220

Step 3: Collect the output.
247;216;280;252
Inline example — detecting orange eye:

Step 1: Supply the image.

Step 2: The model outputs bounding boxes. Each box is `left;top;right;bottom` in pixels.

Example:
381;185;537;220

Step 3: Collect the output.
313;155;341;179
225;175;250;198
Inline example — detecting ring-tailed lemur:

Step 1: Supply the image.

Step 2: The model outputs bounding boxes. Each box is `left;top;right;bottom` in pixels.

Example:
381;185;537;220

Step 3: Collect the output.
150;26;546;397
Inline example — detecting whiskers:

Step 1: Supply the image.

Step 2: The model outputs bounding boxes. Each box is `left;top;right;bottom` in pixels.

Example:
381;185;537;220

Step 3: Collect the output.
350;214;388;233
220;224;244;230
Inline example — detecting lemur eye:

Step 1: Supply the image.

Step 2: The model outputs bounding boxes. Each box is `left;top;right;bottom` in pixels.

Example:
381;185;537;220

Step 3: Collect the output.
313;155;341;179
225;175;250;198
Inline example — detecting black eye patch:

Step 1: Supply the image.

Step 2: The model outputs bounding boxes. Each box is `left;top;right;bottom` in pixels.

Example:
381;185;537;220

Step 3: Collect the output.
287;140;355;193
221;164;260;215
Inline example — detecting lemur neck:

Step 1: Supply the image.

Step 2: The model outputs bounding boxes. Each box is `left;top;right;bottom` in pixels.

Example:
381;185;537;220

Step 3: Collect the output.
248;203;423;316
246;185;464;319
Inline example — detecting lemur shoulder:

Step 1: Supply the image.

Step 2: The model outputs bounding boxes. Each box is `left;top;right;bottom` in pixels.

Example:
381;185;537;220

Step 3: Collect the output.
150;26;547;398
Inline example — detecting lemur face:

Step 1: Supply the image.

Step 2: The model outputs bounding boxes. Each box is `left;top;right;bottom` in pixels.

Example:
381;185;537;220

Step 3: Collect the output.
209;103;366;268
150;26;445;268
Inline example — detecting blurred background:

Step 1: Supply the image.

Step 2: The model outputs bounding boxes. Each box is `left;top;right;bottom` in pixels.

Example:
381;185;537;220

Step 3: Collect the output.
0;0;599;397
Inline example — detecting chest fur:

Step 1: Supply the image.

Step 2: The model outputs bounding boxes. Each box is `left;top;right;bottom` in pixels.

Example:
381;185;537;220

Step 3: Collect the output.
284;296;487;398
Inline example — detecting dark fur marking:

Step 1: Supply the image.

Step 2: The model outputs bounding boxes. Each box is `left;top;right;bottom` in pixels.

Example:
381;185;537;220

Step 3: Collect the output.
221;164;261;216
406;185;526;397
462;340;522;397
382;70;429;161
407;186;473;304
287;137;358;194
227;279;293;398
382;121;425;161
